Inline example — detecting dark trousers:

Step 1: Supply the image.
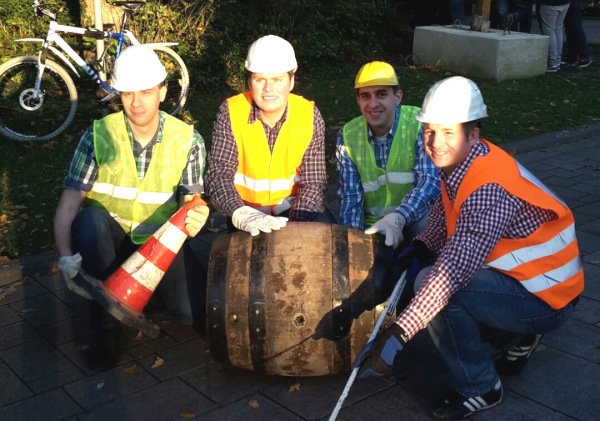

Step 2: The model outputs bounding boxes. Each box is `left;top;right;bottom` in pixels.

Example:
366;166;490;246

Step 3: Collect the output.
564;0;591;61
71;207;206;332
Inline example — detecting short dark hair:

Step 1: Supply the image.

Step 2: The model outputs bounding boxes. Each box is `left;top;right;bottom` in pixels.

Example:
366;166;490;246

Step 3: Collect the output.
463;120;481;137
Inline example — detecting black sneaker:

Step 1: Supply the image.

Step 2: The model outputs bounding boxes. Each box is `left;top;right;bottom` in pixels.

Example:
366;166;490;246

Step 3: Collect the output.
577;58;593;68
495;334;542;375
546;65;559;73
431;380;503;420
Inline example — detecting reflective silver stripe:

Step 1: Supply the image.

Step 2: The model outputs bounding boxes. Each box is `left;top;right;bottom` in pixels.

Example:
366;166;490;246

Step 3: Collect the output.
234;173;294;192
122;252;165;290
136;191;175;205
152;221;187;254
486;225;576;271
91;184;173;205
363;172;414;193
92;183;138;200
519;256;582;293
517;162;567;207
114;215;160;236
365;204;400;218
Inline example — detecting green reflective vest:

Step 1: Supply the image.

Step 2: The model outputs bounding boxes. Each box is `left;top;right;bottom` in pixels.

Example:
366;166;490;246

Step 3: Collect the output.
343;106;421;226
85;111;193;244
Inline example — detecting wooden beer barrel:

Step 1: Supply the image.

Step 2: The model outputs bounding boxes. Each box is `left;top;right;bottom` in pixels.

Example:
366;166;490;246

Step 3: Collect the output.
206;222;395;376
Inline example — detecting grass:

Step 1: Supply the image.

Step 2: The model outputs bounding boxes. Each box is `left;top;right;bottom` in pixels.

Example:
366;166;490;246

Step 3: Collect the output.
2;45;600;258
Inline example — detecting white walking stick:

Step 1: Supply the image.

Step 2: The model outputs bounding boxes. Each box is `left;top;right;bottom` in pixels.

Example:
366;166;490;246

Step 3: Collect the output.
328;270;408;421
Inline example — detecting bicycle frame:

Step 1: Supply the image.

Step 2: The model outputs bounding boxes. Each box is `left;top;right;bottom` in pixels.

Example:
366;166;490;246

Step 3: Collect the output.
16;2;178;102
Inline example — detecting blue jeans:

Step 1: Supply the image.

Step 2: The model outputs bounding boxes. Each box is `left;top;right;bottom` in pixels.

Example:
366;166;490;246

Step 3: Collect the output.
495;0;534;32
541;3;570;67
72;207;205;331
415;267;573;396
564;0;591;62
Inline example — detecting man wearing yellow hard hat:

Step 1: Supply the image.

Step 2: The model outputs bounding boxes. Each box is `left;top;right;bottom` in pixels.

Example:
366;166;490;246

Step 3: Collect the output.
337;60;440;248
337;61;439;247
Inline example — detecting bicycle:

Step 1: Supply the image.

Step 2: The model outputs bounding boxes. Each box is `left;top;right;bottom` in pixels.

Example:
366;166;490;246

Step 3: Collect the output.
0;0;190;142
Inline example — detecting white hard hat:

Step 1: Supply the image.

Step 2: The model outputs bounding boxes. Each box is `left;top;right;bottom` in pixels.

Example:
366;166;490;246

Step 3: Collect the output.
110;45;167;92
416;76;488;124
245;35;298;73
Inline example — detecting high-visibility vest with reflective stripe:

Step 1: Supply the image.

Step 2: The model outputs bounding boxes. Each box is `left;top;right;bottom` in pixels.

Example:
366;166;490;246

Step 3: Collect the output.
441;139;584;309
227;92;314;212
85;111;193;244
343;106;420;226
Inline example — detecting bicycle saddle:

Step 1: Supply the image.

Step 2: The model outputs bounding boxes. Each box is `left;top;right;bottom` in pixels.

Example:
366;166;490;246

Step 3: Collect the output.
111;2;145;10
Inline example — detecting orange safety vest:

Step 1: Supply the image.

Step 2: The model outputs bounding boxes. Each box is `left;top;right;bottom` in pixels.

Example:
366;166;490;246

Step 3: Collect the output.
442;139;584;309
227;92;314;214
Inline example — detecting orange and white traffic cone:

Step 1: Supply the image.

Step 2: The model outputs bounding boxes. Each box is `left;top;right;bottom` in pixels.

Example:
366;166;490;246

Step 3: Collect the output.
75;196;207;338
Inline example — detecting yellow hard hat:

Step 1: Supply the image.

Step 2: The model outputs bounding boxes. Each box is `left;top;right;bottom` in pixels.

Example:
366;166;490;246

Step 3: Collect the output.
354;61;399;89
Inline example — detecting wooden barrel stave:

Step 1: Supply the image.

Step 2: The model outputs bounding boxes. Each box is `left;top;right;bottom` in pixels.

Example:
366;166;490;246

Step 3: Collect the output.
207;222;392;376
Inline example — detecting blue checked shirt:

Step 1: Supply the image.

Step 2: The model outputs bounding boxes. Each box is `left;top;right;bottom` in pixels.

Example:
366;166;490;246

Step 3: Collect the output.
63;111;205;194
336;105;440;229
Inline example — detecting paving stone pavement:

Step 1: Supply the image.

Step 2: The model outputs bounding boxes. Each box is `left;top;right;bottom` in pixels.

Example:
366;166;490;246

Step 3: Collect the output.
1;123;599;420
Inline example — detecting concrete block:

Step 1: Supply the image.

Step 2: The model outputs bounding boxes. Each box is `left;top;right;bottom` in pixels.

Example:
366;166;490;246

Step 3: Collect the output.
413;25;549;80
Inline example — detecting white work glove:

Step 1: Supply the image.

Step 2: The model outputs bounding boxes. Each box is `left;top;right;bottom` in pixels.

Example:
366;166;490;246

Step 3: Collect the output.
57;253;92;299
232;205;288;236
183;195;210;237
364;212;406;249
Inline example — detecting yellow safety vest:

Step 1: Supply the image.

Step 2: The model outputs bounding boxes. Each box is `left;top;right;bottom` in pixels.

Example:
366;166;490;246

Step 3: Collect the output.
442;140;584;309
343;106;420;226
227;92;314;214
85;111;193;244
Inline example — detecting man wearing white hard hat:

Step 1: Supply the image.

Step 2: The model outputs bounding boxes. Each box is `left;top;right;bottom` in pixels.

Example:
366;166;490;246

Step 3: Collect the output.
54;46;209;370
206;35;332;236
353;76;583;419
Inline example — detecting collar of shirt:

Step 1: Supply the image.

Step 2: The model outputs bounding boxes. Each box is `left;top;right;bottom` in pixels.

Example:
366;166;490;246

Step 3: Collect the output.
123;111;165;147
441;139;489;202
367;105;401;146
249;101;289;127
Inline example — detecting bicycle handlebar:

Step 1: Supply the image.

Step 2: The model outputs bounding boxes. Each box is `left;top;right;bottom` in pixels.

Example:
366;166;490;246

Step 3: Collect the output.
33;0;57;20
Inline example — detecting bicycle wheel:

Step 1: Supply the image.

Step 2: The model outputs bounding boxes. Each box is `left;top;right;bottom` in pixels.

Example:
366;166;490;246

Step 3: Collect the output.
150;46;189;115
0;56;78;142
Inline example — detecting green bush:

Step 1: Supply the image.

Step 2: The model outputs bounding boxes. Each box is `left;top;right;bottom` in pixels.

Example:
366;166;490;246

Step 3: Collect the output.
187;0;410;93
0;0;410;92
0;0;81;58
583;1;600;17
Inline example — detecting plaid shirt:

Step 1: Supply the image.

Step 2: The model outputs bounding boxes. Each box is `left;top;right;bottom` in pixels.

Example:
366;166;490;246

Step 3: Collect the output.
397;140;558;338
336;105;440;228
205;98;327;221
64;111;206;194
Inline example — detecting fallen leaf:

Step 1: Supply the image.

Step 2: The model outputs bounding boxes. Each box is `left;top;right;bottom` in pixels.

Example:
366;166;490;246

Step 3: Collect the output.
0;255;11;265
179;412;197;418
135;331;144;341
151;356;165;368
288;383;301;393
0;214;8;223
248;399;260;409
123;363;137;374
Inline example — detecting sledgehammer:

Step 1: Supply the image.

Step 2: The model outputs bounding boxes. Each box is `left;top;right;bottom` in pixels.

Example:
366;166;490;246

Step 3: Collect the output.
73;196;207;338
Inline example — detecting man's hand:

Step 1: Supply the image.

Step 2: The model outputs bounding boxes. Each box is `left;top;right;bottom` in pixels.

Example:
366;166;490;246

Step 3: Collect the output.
57;253;92;299
364;212;406;249
354;323;407;379
392;240;434;283
183;195;210;237
231;206;287;236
